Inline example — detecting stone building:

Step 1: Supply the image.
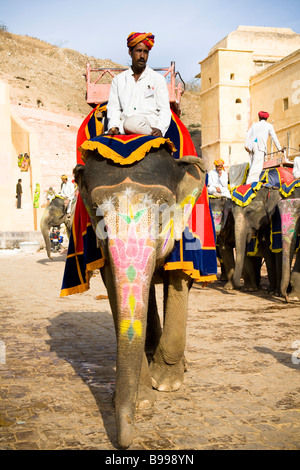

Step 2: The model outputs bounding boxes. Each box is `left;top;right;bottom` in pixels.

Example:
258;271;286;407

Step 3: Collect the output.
198;26;300;170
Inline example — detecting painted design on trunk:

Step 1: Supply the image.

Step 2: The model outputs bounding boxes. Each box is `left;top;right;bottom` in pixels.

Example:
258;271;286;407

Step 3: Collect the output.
98;187;199;342
281;206;296;243
212;211;222;233
109;203;155;342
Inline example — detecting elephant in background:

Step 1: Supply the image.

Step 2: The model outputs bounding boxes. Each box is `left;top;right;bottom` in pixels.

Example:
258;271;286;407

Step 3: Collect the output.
40;196;75;259
209;196;235;286
278;197;300;301
210;196;261;290
232;186;282;294
73;146;209;448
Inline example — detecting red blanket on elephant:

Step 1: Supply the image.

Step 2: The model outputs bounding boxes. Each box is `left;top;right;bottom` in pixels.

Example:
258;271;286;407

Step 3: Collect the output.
60;107;217;297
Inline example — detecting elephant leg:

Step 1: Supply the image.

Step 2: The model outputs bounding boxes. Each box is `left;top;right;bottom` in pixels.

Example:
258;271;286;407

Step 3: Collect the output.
263;246;277;295
289;248;300;301
242;256;260;291
40;213;52;259
145;283;162;362
275;252;282;297
149;270;190;392
219;242;235;290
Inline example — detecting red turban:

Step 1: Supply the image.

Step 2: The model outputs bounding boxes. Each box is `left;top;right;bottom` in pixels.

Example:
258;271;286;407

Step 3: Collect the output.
127;32;155;50
258;111;269;119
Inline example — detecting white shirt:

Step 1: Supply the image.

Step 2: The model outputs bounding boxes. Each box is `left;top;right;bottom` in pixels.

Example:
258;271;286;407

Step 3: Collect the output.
107;66;171;136
208;169;231;198
60;180;75;200
293;156;300;179
245;120;281;153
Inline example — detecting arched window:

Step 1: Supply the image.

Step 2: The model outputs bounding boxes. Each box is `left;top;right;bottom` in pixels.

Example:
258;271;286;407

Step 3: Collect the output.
235;98;242;104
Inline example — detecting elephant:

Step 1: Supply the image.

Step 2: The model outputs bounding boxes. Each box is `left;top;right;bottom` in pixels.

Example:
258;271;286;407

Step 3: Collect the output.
73;146;208;448
209;196;235;286
40;196;75;259
278;197;300;301
209;196;261;290
231;186;283;293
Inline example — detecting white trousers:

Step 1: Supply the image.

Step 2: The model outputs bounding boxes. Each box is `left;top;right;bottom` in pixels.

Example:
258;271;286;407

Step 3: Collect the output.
123;115;152;135
246;143;265;184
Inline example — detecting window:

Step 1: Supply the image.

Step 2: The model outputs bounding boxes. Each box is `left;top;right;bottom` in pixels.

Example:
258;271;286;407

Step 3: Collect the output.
235;98;242;103
283;97;289;110
230;73;235;80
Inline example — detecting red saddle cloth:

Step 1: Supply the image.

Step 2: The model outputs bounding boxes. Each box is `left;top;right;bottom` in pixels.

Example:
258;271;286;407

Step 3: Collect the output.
277;167;294;185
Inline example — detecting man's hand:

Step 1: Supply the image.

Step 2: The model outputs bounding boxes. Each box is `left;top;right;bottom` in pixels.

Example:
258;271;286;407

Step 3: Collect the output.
107;127;120;135
216;187;221;193
150;128;162;137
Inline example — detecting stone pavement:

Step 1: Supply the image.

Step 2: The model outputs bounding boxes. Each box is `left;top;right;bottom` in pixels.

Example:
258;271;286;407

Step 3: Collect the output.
0;250;299;451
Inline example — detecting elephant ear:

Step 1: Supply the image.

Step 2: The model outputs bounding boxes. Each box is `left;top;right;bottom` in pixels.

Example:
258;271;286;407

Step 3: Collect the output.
173;156;206;239
73;164;85;186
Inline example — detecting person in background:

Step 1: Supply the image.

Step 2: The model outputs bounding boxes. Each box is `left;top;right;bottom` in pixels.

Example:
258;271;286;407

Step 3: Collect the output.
16;178;22;209
106;32;171;137
33;183;40;209
293;156;300;179
60;175;75;214
245;111;284;184
208;159;231;198
46;186;56;204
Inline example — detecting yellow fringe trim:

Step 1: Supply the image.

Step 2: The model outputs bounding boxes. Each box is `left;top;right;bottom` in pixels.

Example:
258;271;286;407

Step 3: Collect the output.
231;181;263;207
79;137;176;166
164;260;217;283
279;180;300;197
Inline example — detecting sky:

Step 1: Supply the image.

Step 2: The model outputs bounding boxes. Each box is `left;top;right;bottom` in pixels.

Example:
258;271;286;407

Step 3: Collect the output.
1;0;300;83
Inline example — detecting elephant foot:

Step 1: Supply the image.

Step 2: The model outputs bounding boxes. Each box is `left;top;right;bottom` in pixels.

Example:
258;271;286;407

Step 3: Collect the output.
149;349;185;392
137;384;156;410
224;280;234;290
288;293;300;302
242;285;258;292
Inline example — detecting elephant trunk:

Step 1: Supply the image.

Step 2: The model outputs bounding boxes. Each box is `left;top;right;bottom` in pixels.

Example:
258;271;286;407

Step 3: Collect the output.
280;228;298;302
279;200;299;302
233;212;249;288
115;333;146;448
108;228;156;448
40;212;52;259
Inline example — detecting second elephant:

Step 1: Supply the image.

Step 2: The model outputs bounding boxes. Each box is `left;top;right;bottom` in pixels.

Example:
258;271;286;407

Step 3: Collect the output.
232;186;282;293
40;196;75;259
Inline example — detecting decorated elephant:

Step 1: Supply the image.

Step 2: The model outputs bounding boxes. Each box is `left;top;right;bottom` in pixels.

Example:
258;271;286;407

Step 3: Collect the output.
63;137;217;448
231;169;300;294
209;196;261;290
231;185;282;293
40;196;75;259
209;196;235;286
278;197;300;301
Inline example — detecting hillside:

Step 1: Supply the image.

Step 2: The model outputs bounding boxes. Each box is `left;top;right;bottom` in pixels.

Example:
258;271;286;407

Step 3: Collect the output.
0;30;201;127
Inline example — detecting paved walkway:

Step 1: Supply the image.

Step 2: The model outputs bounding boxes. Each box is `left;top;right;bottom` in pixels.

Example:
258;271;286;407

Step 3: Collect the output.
0;250;299;450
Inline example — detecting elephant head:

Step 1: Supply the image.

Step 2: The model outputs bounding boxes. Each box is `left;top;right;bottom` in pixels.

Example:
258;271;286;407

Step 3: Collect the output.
209;196;233;236
232;186;282;289
73;146;206;448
